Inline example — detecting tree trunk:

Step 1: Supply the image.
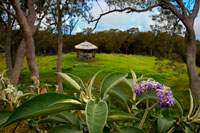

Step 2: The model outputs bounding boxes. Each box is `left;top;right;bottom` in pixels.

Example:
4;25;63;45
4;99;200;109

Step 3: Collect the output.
57;1;63;91
11;0;39;83
12;39;26;85
5;9;12;78
185;29;200;102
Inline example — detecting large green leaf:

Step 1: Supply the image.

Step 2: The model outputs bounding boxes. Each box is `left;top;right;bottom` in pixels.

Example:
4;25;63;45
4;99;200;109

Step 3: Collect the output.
174;96;184;117
120;126;144;133
107;110;139;121
87;70;102;98
57;72;85;92
2;93;84;127
0;111;12;126
157;117;174;133
86;100;108;133
49;125;82;133
108;88;128;108
39;111;80;127
100;72;128;99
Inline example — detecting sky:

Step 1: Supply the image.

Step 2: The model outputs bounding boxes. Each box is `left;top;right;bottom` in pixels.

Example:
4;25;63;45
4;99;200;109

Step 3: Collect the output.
72;0;200;40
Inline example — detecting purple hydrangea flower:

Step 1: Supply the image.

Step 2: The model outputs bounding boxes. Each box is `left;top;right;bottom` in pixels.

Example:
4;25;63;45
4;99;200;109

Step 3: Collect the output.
133;79;175;108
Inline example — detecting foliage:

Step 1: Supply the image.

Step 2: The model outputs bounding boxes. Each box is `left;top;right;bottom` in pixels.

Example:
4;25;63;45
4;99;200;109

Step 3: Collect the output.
0;70;35;111
1;69;197;132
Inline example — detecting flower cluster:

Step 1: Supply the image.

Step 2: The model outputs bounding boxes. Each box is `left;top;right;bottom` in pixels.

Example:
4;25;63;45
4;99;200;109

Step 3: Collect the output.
5;85;16;94
156;86;175;108
134;79;162;95
133;79;175;108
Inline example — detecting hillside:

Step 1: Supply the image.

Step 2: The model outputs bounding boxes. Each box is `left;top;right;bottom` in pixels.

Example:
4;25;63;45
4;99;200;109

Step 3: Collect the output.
0;53;194;109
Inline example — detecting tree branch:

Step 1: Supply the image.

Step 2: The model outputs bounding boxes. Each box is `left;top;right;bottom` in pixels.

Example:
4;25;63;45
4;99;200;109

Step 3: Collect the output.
190;0;200;20
27;0;36;27
85;3;160;31
0;5;17;19
160;0;190;29
176;0;188;16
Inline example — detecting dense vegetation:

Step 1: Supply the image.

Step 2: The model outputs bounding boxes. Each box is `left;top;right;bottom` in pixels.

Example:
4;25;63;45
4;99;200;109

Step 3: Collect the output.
33;29;200;66
5;29;200;67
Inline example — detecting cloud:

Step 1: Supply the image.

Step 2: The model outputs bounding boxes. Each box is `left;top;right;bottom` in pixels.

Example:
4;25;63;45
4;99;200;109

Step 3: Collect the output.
75;26;82;33
74;2;200;40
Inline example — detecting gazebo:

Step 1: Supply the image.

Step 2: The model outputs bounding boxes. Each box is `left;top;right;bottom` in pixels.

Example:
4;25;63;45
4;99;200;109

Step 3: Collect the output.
75;41;98;61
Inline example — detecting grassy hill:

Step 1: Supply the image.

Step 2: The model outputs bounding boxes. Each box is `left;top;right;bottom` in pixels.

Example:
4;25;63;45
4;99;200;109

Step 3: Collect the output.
0;53;196;109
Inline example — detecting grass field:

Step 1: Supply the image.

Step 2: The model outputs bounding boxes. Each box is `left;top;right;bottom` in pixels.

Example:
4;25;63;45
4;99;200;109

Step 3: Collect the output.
0;52;196;110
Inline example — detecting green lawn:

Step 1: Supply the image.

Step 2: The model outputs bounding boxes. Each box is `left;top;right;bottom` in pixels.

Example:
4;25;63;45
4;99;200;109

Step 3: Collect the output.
0;53;194;110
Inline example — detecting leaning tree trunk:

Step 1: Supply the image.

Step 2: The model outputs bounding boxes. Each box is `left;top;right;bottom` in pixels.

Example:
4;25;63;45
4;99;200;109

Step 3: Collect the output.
11;0;39;83
57;1;63;91
185;29;200;102
5;9;12;78
11;39;26;85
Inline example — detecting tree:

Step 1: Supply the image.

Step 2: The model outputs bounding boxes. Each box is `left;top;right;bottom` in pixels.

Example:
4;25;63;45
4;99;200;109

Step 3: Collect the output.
45;0;91;91
0;1;15;78
86;0;200;102
0;0;50;84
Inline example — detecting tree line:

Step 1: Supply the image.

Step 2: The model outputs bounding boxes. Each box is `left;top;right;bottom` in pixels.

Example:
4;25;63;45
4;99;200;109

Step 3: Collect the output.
30;29;200;66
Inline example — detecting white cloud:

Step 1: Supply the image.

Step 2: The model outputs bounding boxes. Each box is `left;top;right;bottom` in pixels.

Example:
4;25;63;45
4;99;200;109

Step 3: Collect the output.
75;26;82;33
64;21;69;25
74;2;200;40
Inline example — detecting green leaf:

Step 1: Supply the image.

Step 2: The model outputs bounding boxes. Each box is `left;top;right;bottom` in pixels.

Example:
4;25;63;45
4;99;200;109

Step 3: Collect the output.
17;93;36;101
57;72;85;92
51;99;82;105
120;126;144;133
157;117;174;133
130;69;137;85
54;111;80;126
2;93;84;127
49;125;82;133
107;110;139;121
122;78;134;88
100;72;128;99
191;119;200;124
174;96;184;117
0;111;12;126
87;70;102;98
86;100;108;133
188;89;195;118
108;88;128;108
38;116;68;124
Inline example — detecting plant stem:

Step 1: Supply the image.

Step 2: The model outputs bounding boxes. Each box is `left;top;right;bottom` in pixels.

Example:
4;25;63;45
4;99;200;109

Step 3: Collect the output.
139;94;149;129
139;94;157;129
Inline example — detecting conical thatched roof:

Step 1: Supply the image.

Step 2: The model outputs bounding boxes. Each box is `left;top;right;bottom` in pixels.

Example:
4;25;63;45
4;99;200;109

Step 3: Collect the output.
75;41;98;50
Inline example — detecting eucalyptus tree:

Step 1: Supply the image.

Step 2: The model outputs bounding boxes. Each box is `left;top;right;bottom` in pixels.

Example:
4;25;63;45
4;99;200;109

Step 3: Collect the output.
0;0;50;84
45;0;91;91
0;1;15;78
87;0;200;102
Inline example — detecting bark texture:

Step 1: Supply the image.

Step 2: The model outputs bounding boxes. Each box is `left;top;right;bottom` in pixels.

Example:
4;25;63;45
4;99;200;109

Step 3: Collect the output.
57;0;63;91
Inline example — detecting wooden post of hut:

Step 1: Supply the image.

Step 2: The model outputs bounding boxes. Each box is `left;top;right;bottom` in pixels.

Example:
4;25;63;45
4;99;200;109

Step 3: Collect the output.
75;41;98;61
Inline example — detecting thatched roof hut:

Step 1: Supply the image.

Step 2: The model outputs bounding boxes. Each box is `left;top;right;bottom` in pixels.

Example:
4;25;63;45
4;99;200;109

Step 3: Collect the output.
75;41;98;61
